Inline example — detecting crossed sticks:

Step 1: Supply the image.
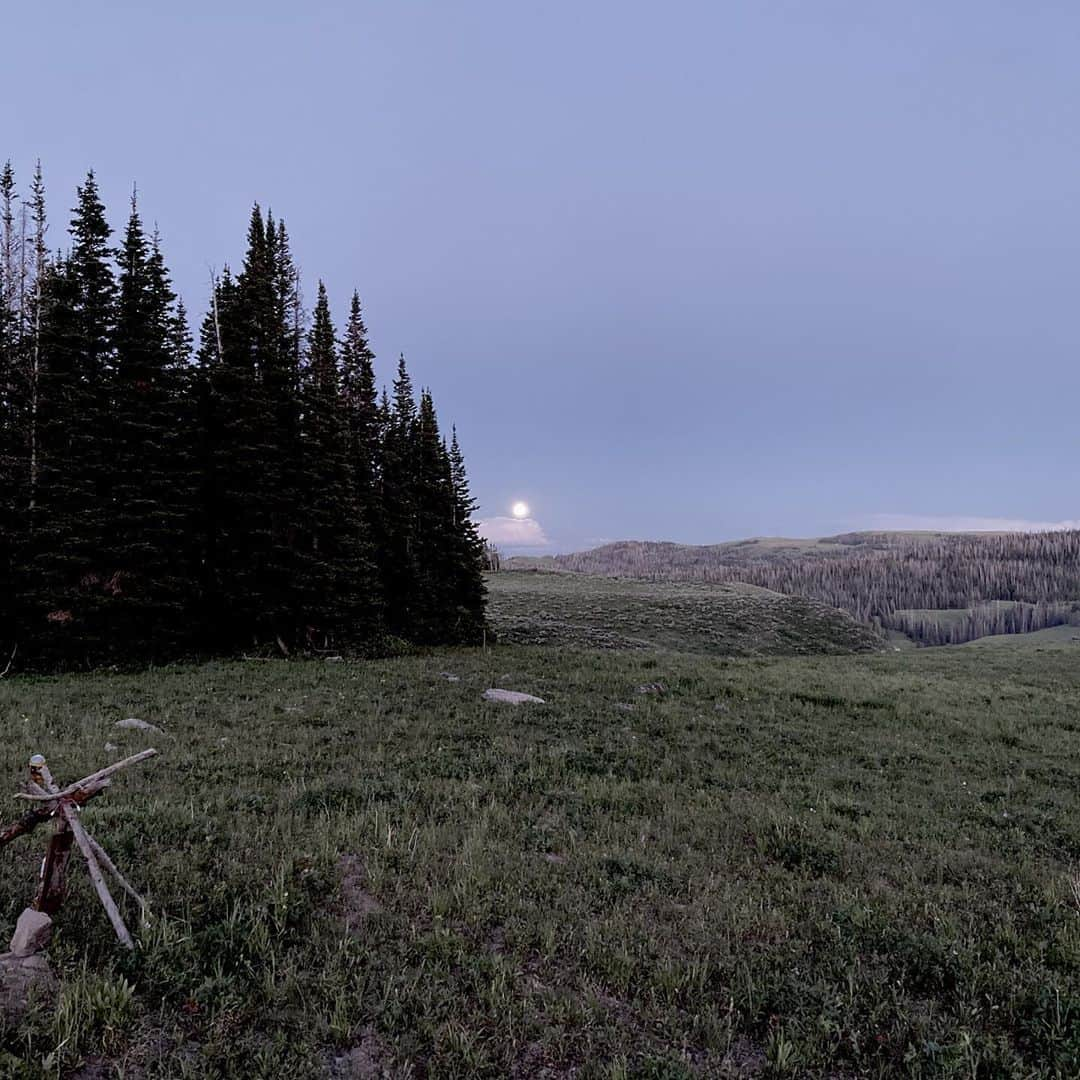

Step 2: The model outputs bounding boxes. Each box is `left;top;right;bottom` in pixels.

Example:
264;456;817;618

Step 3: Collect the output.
0;749;158;950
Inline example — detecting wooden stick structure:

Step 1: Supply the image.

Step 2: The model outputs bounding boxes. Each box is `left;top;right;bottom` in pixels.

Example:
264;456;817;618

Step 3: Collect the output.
0;750;157;949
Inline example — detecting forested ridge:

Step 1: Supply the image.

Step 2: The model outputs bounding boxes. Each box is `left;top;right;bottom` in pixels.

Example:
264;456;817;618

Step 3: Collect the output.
0;163;486;669
513;532;1080;645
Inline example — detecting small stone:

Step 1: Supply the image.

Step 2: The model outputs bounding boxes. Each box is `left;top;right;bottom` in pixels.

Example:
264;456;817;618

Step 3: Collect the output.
483;689;545;705
635;682;666;696
104;742;118;752
115;718;163;733
9;909;52;958
613;703;635;713
439;672;461;682
325;656;344;663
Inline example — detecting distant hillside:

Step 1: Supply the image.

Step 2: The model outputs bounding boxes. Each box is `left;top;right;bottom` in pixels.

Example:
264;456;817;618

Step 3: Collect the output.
505;531;1080;645
485;570;882;655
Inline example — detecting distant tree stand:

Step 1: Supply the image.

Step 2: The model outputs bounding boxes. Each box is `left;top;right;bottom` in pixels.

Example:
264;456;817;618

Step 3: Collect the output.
0;750;158;949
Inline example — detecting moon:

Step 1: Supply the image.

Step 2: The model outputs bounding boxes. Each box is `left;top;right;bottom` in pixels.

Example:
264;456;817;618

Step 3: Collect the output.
511;501;530;519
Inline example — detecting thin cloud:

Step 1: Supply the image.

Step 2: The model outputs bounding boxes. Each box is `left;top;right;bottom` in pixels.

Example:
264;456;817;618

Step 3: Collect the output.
479;516;551;547
870;513;1080;533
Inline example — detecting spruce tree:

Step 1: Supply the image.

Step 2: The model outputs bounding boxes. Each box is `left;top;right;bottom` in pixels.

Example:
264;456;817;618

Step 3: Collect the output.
447;426;488;641
379;354;419;638
340;290;383;622
27;173;117;663
298;282;376;645
411;389;456;642
109;199;198;659
196;263;264;649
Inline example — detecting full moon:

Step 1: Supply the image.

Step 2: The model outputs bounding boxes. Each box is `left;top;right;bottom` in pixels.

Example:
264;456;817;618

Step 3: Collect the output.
511;501;530;519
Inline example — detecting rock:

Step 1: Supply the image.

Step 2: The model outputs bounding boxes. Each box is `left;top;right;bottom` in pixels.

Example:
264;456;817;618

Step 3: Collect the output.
325;655;345;663
482;689;545;705
104;741;118;752
613;703;635;713
0;951;56;1024
115;717;163;733
439;672;461;682
9;909;52;957
635;682;666;696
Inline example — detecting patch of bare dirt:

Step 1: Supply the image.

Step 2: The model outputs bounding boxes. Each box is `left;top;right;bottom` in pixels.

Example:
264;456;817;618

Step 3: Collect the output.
326;1027;394;1078
338;855;383;931
719;1037;767;1076
511;1040;578;1079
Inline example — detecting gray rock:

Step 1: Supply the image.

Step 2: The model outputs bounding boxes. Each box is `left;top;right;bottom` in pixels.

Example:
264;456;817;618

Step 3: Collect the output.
0;951;56;1023
9;908;52;957
104;741;118;752
439;672;461;682
635;682;666;695
483;688;545;705
115;717;163;733
325;655;345;663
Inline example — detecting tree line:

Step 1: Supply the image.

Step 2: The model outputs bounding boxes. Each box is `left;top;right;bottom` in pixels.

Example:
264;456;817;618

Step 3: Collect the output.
518;532;1080;645
0;164;487;669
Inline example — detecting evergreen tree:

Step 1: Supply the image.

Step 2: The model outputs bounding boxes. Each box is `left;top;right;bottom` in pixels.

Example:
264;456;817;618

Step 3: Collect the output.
340;290;383;621
447;426;488;641
197;263;264;648
27;173;117;663
379;354;419;638
109;199;198;659
411;389;456;642
298;282;376;645
239;206;304;644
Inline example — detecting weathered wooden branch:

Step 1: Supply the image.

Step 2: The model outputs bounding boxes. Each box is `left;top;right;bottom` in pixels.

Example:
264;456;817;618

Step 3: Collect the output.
87;835;148;916
61;804;133;948
10;751;153;946
15;748;157;802
0;644;16;678
0;780;109;849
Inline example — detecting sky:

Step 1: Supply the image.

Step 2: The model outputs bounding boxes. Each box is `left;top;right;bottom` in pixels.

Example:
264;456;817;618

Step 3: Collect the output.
3;1;1078;553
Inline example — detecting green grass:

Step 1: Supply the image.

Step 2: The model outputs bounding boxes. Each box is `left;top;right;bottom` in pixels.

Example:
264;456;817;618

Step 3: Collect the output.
958;624;1080;649
487;571;882;655
1;643;1078;1077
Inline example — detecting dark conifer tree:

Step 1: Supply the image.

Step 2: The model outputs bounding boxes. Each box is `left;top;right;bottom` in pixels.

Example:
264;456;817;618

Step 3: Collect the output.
27;173;117;662
298;282;376;645
109;199;197;658
197;263;264;648
447;426;488;641
340;290;383;621
379;354;420;638
411;389;456;642
239;207;304;644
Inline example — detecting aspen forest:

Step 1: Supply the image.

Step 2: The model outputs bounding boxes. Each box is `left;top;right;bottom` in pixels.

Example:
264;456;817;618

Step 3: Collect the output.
0;164;487;670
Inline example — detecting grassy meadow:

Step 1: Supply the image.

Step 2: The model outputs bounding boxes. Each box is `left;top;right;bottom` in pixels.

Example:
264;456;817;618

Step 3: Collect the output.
0;634;1078;1077
485;572;881;656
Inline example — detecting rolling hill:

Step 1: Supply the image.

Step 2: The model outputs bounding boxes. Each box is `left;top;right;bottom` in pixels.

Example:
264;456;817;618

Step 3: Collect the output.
485;570;882;655
505;530;1080;645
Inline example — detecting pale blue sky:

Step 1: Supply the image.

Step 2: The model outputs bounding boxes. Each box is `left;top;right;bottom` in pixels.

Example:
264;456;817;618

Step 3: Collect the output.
4;2;1078;551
